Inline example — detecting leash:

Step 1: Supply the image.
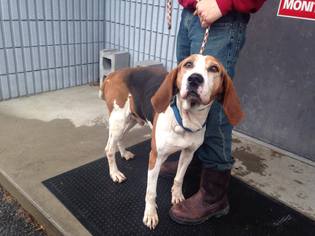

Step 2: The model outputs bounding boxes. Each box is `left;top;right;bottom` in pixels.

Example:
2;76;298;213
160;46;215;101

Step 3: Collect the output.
199;27;210;54
167;0;172;30
166;0;210;55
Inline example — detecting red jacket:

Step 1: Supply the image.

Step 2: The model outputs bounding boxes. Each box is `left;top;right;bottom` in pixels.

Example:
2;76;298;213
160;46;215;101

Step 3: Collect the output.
179;0;265;15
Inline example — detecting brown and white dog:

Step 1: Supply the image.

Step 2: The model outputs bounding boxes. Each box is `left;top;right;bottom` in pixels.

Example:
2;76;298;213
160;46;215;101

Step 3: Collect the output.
99;54;244;229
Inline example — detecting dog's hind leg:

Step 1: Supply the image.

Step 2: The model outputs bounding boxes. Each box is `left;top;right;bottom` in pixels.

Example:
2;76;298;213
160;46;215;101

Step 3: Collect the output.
105;100;132;183
117;119;137;160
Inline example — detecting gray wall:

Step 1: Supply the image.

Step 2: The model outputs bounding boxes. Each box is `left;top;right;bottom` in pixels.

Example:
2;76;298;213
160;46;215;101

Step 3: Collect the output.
0;0;106;100
103;0;180;70
234;0;315;161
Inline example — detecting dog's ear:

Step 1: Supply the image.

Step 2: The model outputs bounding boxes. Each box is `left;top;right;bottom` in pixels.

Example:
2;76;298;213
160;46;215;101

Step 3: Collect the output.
151;67;178;113
219;69;244;126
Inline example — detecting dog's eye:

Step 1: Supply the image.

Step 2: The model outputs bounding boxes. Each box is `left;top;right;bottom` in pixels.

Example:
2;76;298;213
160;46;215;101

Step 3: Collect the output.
208;65;219;73
184;61;193;69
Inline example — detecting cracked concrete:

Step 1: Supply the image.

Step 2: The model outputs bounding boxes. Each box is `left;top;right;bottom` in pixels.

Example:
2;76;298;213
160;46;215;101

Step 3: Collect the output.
0;85;314;235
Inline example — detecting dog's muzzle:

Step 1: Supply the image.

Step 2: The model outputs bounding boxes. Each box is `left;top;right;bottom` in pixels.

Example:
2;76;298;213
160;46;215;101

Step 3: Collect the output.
186;73;204;102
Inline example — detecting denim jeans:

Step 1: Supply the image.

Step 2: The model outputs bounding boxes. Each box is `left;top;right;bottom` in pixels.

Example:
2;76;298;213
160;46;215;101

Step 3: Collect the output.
177;9;248;170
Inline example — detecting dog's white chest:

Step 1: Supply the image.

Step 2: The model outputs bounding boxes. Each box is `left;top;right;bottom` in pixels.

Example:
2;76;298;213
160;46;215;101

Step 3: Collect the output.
155;110;205;155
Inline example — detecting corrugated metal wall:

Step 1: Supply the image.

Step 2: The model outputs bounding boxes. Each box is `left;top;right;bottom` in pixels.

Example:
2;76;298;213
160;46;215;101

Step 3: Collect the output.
0;0;106;100
104;0;180;70
0;0;181;101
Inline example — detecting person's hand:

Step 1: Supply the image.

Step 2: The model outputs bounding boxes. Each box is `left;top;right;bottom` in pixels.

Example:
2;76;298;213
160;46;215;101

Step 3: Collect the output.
196;0;223;28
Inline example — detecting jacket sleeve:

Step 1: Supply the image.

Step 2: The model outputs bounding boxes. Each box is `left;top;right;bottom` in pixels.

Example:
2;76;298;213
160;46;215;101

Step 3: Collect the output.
216;0;266;15
178;0;197;9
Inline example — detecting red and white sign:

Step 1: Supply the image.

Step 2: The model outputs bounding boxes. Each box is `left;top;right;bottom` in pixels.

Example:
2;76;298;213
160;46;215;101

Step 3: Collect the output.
277;0;315;21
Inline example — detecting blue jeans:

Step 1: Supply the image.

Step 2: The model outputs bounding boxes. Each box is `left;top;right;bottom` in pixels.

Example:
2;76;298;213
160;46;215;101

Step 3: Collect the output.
177;9;248;170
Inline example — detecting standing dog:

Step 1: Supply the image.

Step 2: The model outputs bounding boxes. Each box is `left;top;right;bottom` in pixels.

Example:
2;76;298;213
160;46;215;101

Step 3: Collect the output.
100;54;244;229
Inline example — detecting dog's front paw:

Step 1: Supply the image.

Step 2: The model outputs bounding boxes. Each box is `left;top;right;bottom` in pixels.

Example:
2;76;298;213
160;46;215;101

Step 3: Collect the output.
123;151;135;160
143;207;159;230
171;192;185;205
171;186;185;204
110;171;126;183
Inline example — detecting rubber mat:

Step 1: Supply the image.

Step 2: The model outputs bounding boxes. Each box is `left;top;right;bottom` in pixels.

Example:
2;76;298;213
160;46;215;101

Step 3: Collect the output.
43;140;315;236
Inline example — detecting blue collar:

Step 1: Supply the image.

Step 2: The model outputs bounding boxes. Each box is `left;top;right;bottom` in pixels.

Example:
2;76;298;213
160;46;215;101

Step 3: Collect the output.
170;96;206;133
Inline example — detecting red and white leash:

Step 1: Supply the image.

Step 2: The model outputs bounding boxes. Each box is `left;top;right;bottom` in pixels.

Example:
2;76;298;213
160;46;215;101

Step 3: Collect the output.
166;0;210;55
167;0;172;30
199;27;210;54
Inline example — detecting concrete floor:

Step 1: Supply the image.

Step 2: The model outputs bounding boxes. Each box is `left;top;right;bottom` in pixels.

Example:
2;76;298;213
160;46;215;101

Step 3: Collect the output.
0;85;314;235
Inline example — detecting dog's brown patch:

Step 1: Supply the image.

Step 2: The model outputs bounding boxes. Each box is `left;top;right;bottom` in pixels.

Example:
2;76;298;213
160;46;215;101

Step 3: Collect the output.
221;70;244;126
103;69;131;113
151;68;179;113
176;55;198;90
148;150;157;170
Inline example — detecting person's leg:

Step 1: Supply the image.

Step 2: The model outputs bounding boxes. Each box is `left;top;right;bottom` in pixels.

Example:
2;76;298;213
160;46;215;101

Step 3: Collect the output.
170;10;248;224
161;10;248;177
176;9;192;63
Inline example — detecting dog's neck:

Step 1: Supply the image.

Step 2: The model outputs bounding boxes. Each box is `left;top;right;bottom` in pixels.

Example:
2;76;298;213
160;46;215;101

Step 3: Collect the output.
175;94;212;132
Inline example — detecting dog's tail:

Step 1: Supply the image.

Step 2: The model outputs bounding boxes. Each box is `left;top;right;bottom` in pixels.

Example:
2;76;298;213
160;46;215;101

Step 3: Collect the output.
98;75;106;100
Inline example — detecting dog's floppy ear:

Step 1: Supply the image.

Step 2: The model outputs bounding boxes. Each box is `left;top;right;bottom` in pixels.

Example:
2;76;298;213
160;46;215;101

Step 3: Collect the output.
151;67;178;113
219;69;244;126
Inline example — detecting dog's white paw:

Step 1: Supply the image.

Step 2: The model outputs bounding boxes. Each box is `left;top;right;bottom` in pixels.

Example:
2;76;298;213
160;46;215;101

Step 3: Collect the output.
123;151;135;161
110;171;126;183
171;185;185;204
143;207;159;230
171;192;185;205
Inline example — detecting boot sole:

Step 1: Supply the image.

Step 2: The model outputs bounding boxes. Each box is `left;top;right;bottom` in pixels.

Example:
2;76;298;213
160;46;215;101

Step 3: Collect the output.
169;205;230;225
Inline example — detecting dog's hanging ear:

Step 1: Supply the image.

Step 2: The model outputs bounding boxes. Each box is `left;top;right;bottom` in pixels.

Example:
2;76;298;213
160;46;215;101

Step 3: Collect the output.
151;67;178;113
219;69;244;126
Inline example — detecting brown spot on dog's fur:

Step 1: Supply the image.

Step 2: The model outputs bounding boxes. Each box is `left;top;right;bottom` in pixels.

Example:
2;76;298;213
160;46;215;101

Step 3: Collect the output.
205;55;220;69
175;55;198;90
233;147;267;176
220;69;244;126
149;150;157;170
151;68;179;113
103;68;131;113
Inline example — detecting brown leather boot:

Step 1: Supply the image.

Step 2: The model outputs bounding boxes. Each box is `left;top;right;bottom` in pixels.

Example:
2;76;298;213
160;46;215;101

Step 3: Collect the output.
169;168;231;224
159;156;202;178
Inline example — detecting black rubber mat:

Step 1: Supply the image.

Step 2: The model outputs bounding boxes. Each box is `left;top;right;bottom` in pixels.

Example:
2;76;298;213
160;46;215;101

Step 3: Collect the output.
43;140;315;236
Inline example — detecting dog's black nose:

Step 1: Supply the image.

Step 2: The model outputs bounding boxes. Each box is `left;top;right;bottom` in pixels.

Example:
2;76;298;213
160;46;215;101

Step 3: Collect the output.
187;73;204;89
